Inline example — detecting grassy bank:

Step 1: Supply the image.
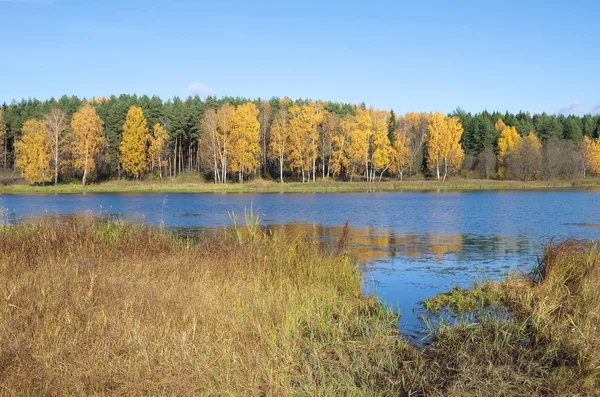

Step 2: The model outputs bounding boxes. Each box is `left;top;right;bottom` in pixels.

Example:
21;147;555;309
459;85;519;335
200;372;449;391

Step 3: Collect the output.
0;220;420;395
422;240;600;395
2;177;600;194
1;220;598;395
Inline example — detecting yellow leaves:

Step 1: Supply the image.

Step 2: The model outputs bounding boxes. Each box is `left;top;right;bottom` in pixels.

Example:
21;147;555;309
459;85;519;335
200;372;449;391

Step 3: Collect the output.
268;102;290;180
497;126;520;179
330;114;353;177
426;113;464;180
370;110;393;173
287;102;325;179
391;131;411;178
346;109;370;170
70;104;106;186
217;104;235;141
498;129;542;180
427;113;445;158
494;118;507;133
148;123;168;173
15;119;53;184
497;126;520;162
581;136;600;176
229;102;260;178
87;97;108;105
446;116;465;170
120;106;149;179
398;112;429;142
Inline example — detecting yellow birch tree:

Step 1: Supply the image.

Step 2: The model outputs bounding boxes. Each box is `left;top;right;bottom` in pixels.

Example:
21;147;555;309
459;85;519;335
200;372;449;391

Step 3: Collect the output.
287;104;310;182
446;116;465;178
229;102;260;182
497;126;520;179
581;136;600;177
216;104;235;183
43;108;67;186
426;113;464;180
268;100;290;183
330;114;352;178
148;123;168;179
120;106;149;179
321;112;339;178
306;102;325;182
370;109;393;181
391;128;411;181
200;108;220;183
345;109;371;181
70;104;106;187
397;112;429;177
14;119;52;184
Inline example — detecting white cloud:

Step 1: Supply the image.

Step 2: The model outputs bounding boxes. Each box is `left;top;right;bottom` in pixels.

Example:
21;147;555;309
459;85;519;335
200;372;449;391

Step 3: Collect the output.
186;82;212;98
558;100;584;115
592;104;600;116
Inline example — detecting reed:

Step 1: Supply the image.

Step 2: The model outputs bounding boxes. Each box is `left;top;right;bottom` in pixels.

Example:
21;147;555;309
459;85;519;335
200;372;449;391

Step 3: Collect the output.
421;240;600;395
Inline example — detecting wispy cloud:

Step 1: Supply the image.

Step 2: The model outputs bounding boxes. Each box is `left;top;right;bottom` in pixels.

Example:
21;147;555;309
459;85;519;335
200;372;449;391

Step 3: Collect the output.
558;100;584;115
186;82;212;98
592;104;600;116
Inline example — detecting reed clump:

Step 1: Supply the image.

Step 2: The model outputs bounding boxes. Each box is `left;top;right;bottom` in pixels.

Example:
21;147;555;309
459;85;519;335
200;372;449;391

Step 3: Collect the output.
421;240;600;396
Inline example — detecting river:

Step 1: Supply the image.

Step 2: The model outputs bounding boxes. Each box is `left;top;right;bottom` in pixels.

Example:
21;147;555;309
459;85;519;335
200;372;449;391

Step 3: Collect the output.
1;190;599;337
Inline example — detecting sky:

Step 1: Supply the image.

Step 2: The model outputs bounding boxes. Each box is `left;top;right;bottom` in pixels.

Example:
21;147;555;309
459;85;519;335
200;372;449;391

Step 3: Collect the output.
0;0;599;115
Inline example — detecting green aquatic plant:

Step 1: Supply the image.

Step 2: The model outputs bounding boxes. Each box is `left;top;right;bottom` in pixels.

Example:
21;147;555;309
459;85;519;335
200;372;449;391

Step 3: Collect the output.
228;203;263;245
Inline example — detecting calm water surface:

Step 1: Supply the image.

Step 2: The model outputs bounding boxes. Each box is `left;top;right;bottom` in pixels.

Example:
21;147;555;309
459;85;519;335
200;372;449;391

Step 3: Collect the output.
2;190;599;337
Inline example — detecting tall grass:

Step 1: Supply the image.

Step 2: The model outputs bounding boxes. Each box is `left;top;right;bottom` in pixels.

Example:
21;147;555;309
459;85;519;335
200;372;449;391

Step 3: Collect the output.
0;219;422;395
1;220;598;395
421;240;600;395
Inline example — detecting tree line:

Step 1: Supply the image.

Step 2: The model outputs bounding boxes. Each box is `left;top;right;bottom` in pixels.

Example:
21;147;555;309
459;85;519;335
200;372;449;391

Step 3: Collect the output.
1;95;600;185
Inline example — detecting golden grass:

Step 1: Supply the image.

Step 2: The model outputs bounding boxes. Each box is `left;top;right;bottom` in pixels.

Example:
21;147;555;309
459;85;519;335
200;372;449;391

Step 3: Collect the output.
1;220;598;395
0;220;421;395
422;240;600;396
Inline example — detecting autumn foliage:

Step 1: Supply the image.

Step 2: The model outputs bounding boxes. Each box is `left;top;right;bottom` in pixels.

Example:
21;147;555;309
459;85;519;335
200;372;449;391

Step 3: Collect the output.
70;104;106;186
5;96;600;185
120;106;149;179
14;119;52;184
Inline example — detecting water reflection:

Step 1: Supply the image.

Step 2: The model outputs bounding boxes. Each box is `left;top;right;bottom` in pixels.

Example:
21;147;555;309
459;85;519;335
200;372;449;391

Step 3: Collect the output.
2;190;599;338
172;222;533;338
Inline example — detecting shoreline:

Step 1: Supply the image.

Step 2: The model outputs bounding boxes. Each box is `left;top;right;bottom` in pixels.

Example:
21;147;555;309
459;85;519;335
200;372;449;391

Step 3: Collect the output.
1;178;600;194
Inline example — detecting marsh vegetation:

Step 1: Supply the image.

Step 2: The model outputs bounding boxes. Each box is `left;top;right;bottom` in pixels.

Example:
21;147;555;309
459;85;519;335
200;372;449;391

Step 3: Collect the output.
0;219;598;395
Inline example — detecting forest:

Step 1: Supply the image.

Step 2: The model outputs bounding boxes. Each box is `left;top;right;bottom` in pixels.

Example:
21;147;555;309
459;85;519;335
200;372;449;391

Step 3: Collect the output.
1;94;600;185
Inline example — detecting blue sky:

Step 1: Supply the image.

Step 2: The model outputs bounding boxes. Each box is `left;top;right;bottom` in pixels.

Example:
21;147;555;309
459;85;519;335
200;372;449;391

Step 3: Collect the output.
1;0;598;115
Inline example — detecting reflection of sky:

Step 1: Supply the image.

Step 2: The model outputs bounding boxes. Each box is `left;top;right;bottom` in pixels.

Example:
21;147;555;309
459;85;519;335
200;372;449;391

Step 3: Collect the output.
2;190;600;336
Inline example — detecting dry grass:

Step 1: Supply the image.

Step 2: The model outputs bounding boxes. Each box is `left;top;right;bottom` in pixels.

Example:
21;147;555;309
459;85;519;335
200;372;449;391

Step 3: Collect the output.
421;240;600;396
1;221;599;396
0;220;422;395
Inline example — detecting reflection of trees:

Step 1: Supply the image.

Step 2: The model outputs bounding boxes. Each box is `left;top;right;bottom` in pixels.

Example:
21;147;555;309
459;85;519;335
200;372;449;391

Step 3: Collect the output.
176;223;536;266
429;235;463;260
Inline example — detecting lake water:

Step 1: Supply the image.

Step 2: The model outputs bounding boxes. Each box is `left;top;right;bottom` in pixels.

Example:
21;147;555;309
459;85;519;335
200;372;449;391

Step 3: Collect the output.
1;190;599;338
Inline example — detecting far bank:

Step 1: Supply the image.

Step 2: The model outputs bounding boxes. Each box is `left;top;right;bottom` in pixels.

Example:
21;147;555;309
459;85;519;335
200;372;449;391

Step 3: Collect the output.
1;178;600;194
